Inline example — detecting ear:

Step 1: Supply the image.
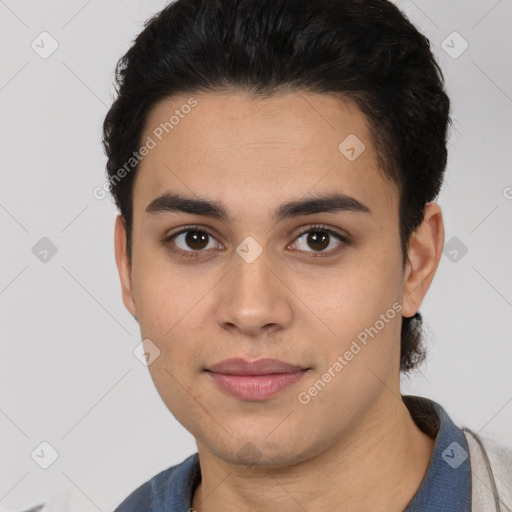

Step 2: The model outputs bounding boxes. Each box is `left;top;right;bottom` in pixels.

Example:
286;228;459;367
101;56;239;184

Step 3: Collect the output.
401;202;445;318
114;214;137;318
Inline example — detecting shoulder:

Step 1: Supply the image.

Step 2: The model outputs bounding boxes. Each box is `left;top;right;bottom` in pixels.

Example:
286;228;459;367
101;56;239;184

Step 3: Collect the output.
5;454;199;512
112;466;179;511
113;453;199;512
462;428;512;511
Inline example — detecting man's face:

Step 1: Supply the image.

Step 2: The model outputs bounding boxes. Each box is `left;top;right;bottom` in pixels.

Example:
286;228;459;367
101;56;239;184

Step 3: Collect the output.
118;91;410;466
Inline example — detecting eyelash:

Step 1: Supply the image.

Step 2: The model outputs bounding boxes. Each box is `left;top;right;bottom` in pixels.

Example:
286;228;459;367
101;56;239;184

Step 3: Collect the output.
162;224;350;259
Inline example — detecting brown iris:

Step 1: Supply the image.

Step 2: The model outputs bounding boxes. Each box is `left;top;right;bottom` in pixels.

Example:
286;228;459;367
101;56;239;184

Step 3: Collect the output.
307;230;330;251
185;230;209;250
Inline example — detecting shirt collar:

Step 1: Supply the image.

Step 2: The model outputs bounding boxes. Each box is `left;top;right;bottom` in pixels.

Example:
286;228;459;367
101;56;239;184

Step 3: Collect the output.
402;395;472;511
154;451;200;511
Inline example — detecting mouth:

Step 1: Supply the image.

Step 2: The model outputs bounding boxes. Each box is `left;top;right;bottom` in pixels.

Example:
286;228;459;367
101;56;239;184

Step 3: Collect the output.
205;358;310;401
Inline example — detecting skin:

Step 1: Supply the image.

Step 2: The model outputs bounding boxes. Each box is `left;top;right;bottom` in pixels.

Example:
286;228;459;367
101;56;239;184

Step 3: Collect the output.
114;90;445;512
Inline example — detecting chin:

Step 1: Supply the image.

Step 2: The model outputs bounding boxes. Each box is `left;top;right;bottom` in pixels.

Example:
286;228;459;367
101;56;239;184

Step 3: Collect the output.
200;429;318;469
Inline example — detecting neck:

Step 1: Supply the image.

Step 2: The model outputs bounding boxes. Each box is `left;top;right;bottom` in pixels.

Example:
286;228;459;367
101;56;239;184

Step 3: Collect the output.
192;394;435;512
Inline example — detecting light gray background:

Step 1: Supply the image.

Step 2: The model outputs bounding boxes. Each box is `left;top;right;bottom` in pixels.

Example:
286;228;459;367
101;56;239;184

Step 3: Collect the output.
0;0;511;510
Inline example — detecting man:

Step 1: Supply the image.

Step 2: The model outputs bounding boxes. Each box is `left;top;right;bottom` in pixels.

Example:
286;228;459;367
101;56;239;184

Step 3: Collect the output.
101;0;512;510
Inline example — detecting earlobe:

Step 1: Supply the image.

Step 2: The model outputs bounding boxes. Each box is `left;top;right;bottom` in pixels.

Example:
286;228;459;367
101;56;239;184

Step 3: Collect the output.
114;214;137;318
401;202;445;318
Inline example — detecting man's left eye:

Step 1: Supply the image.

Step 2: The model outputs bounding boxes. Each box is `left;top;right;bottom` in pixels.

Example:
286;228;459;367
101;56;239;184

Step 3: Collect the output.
291;227;348;254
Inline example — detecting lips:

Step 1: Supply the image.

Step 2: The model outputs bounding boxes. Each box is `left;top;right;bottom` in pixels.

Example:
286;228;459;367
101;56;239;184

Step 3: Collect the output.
207;357;307;375
206;358;309;401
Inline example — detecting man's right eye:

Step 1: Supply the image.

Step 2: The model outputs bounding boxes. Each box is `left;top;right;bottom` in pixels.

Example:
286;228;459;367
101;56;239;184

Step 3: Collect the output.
163;226;222;258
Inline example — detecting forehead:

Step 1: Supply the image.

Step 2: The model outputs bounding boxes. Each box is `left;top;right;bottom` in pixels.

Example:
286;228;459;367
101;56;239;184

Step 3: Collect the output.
133;90;397;216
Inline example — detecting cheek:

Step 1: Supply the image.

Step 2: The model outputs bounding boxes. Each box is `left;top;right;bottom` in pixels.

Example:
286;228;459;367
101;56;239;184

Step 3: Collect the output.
299;240;404;367
130;256;217;374
130;247;206;336
296;246;402;325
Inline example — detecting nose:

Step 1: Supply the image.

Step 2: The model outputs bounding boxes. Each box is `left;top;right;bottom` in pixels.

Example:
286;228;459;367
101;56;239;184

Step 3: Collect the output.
214;248;293;338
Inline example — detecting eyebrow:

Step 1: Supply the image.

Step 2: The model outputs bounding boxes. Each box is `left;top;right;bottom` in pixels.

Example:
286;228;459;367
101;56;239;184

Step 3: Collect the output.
145;191;371;222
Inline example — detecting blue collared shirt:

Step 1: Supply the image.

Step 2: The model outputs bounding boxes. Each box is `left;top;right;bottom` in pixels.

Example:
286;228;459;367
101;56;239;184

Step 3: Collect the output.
401;395;472;511
114;395;472;511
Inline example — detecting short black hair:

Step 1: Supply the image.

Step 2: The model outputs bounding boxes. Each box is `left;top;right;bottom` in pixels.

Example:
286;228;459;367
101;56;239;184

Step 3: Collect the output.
102;0;451;372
